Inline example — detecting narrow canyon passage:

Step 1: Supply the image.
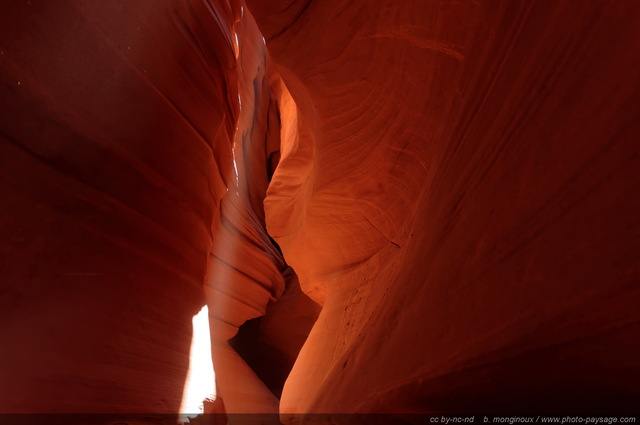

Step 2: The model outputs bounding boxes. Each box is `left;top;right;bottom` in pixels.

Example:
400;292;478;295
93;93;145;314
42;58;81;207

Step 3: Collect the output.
1;0;640;422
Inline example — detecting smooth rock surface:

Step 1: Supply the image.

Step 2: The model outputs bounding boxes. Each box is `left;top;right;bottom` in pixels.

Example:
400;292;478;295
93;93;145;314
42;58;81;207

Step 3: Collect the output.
248;0;640;415
1;0;639;418
0;0;238;413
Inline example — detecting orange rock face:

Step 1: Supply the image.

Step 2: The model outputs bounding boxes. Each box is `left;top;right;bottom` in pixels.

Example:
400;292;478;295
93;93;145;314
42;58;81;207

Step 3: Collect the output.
1;0;640;419
249;0;640;415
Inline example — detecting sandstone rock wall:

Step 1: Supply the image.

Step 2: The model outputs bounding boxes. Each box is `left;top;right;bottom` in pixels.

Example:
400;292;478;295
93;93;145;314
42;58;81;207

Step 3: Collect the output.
0;0;238;412
248;0;640;415
1;0;639;417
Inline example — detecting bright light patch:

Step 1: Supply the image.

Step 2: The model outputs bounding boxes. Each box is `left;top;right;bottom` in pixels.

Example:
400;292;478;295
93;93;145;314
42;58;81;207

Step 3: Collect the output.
178;305;216;421
232;31;239;58
232;147;240;186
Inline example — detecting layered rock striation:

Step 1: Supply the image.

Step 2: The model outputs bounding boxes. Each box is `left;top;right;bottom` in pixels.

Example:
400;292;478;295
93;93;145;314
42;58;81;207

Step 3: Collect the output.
1;0;640;419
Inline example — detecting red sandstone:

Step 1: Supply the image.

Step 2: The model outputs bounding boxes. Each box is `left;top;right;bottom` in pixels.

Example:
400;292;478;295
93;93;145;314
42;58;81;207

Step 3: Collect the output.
1;0;639;421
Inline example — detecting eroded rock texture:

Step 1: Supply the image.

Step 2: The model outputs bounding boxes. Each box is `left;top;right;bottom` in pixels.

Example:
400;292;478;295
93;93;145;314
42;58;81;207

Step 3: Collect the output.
1;0;639;419
250;0;640;415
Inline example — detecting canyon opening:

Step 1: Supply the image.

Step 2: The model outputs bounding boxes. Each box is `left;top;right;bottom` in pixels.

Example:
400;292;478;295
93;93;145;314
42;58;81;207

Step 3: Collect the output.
1;1;639;425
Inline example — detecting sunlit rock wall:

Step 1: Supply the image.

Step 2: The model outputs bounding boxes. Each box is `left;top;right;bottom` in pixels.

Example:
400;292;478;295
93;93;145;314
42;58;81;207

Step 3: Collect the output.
1;0;315;416
203;1;285;414
1;0;640;418
247;0;640;415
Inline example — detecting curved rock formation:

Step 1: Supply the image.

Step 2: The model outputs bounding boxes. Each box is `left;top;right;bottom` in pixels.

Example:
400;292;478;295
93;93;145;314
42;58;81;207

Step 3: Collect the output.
0;0;238;412
247;0;640;415
1;0;640;420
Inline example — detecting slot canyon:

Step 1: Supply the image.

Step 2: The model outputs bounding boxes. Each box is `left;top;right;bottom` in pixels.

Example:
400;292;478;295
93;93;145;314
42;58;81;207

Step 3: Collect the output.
1;0;639;424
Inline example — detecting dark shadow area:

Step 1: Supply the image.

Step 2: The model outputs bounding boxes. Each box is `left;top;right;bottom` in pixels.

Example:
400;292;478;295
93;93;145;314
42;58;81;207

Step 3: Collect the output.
229;269;321;398
3;415;640;425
